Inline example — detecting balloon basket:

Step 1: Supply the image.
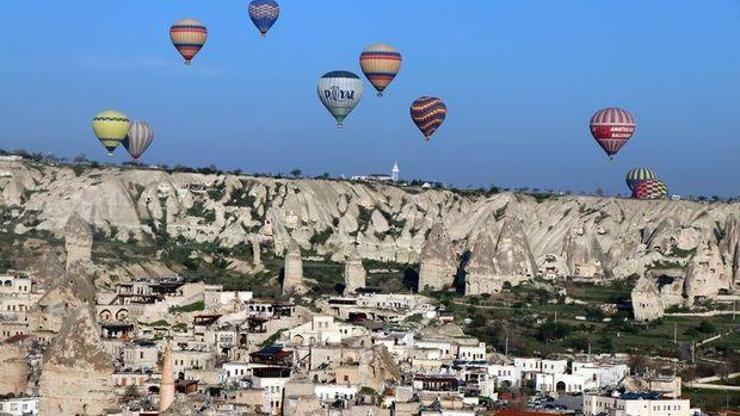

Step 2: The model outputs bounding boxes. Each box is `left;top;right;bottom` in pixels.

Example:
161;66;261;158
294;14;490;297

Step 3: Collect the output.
184;61;192;66
377;92;384;97
336;123;343;129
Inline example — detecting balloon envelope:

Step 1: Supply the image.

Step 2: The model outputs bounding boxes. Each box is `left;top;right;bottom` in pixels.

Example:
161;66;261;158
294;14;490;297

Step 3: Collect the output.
632;179;668;200
410;97;447;140
590;107;635;158
360;44;402;96
170;18;208;64
248;0;280;37
92;110;130;154
626;167;656;192
124;121;155;160
317;71;363;127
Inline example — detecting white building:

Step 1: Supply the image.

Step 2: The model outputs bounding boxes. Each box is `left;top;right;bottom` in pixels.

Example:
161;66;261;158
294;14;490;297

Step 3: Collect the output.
513;358;567;380
222;362;250;382
122;342;158;371
0;397;38;415
457;342;486;362
488;364;522;388
572;362;630;388
415;339;454;360
536;372;586;394
583;392;695;416
314;384;358;403
253;367;291;415
351;161;400;183
286;316;365;346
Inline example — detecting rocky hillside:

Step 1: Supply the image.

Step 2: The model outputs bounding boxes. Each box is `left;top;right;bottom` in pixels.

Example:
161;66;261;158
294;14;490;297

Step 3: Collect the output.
0;160;738;299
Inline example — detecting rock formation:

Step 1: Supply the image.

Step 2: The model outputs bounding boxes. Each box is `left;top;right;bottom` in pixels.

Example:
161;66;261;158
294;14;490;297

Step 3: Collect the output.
160;398;200;416
0;338;30;395
282;240;305;296
252;237;262;268
38;304;117;415
64;212;93;271
684;241;730;304
344;243;366;294
466;225;500;295
631;275;664;322
418;221;457;291
0;160;736;301
490;217;537;285
562;223;605;278
720;215;740;289
159;342;175;413
466;218;536;295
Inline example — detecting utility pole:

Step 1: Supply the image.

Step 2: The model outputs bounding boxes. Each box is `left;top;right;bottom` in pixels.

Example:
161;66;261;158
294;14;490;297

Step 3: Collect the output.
554;310;558;323
673;323;677;344
691;341;695;364
733;300;736;321
505;336;509;358
588;342;592;362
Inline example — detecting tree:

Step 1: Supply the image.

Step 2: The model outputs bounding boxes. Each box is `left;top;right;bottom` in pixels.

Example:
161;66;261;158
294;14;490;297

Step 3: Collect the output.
595;188;605;197
628;353;650;375
290;169;302;178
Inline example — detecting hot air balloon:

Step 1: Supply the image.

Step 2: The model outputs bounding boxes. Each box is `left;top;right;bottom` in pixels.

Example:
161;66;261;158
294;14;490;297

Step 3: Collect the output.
410;97;447;141
169;18;208;65
248;0;280;37
625;167;657;192
359;44;402;96
92;110;130;155
317;71;363;127
590;107;635;159
123;121;155;161
632;179;668;200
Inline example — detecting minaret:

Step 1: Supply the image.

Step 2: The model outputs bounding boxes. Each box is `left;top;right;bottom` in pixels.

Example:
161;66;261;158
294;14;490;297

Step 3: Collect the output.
391;161;400;182
159;342;175;413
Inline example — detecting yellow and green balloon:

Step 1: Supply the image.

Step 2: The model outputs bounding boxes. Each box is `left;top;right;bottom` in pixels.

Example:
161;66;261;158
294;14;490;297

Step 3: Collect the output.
92;110;130;155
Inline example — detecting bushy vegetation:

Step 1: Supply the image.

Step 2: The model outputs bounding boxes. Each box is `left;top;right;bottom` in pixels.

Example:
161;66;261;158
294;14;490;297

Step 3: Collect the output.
170;301;204;313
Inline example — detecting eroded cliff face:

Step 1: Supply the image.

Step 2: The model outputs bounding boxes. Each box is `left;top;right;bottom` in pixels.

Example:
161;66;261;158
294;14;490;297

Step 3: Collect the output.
1;160;738;299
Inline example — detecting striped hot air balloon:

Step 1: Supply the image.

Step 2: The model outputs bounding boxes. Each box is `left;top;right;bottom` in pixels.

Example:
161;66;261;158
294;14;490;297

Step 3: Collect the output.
632;179;668;200
626;167;657;192
92;110;130;155
590;107;636;159
248;0;280;37
360;44;402;96
169;18;208;65
317;71;364;127
123;121;155;161
410;97;447;141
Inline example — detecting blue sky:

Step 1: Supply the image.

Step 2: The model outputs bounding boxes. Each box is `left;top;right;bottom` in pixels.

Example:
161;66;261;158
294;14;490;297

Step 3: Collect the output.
1;1;739;196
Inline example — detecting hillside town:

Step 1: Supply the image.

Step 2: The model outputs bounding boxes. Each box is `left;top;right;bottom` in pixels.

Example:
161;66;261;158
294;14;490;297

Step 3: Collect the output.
1;167;738;415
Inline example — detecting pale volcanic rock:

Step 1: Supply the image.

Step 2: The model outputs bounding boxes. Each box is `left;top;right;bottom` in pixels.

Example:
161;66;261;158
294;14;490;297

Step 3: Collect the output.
562;223;606;279
684;240;731;303
282;239;306;296
0;339;30;395
720;215;740;286
465;225;501;295
64;211;93;270
632;275;665;322
645;217;684;255
344;244;366;294
491;217;537;284
0;160;737;301
38;305;117;415
370;209;390;234
418;221;457;291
